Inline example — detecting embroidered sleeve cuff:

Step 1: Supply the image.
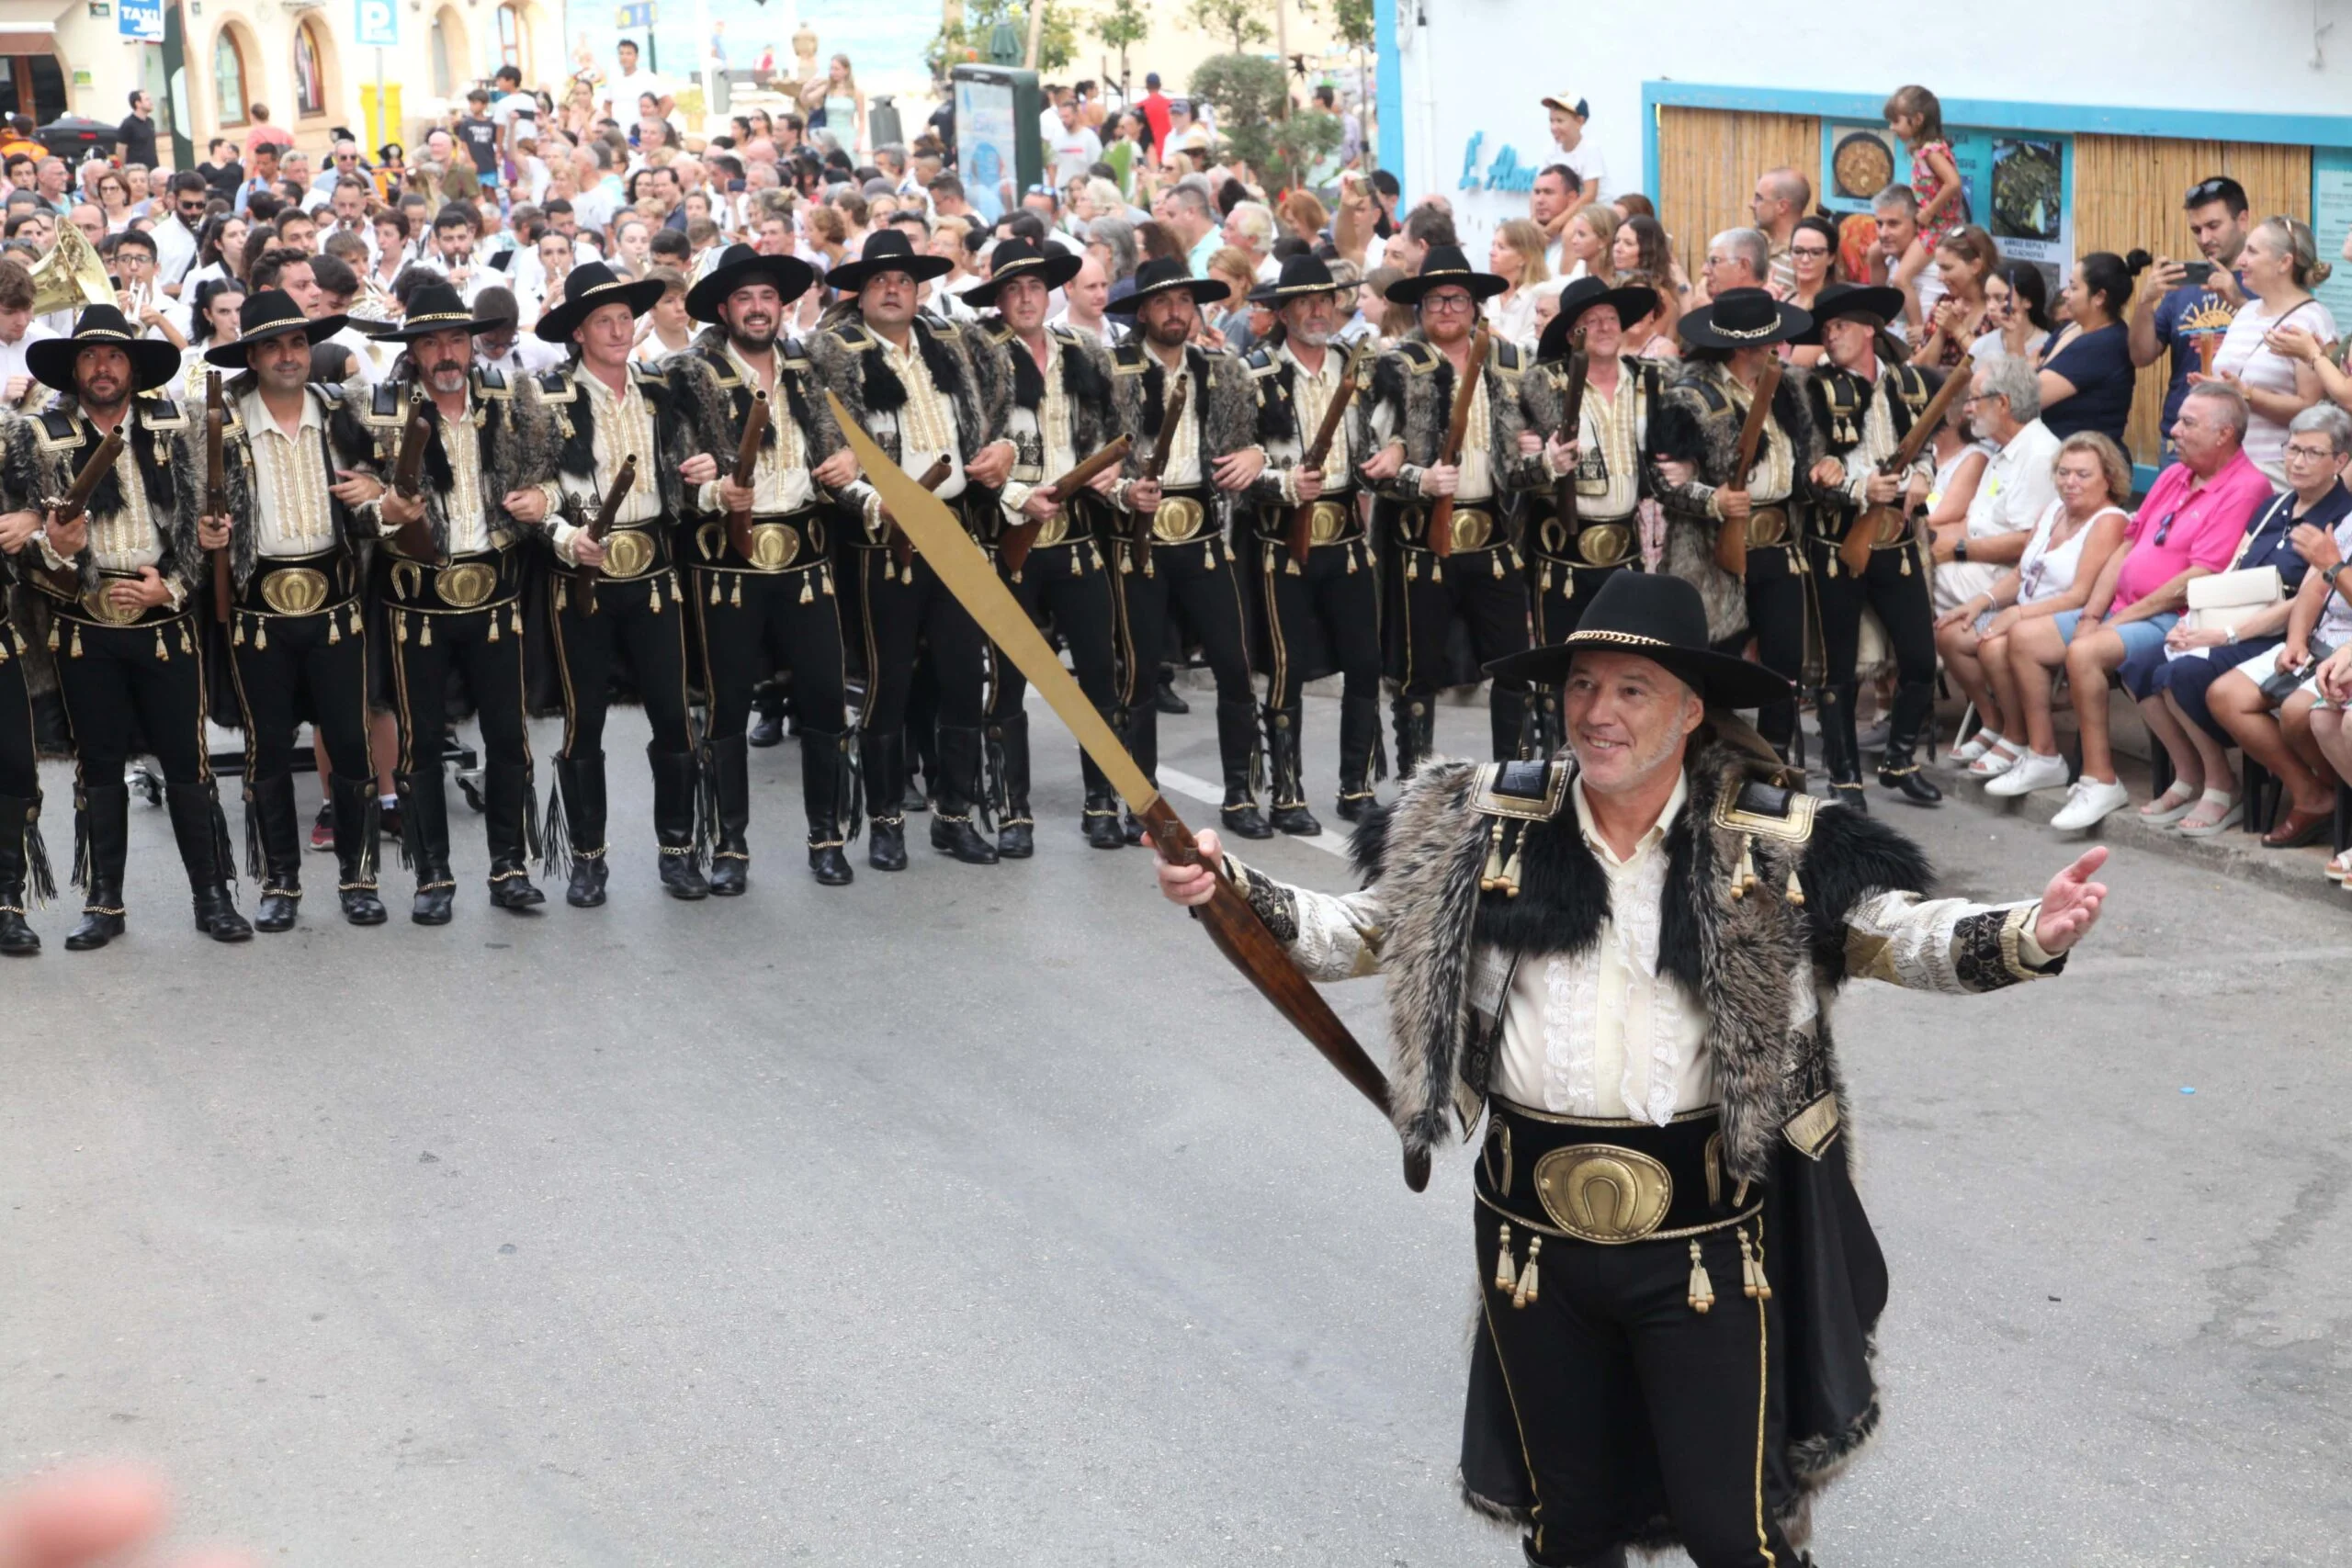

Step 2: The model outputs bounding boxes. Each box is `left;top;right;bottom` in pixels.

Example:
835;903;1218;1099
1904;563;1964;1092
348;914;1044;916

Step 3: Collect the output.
163;578;187;614
549;518;581;565
1000;481;1034;518
35;536;67;572
1219;854;1300;944
1703;484;1724;521
2007;903;2066;976
695;479;721;514
1399;464;1425;497
1277;466;1301;505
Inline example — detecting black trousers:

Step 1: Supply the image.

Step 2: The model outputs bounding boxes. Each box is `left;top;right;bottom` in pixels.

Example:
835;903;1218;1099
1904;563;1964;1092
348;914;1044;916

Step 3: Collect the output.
550;568;695;758
856;547;988;737
1393;544;1532;761
1476;1205;1798;1568
1255;532;1381;709
1806;534;1936;690
226;600;373;784
1107;532;1256;779
52;611;209;784
691;560;849;741
1730;544;1807;753
0;626;38;799
385;599;532;777
989;536;1119;795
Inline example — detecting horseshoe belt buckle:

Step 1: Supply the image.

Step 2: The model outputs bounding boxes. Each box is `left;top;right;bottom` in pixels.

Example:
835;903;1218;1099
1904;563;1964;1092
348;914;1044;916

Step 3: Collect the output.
1745;505;1791;547
1151;496;1206;544
600;526;657;580
259;567;331;617
1532;1144;1674;1243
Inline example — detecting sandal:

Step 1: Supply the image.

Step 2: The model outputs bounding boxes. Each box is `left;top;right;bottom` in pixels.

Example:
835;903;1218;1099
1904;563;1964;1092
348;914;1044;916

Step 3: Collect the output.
1967;739;2025;778
2137;778;2202;825
1947;729;1998;765
2175;789;2244;838
2323;849;2352;883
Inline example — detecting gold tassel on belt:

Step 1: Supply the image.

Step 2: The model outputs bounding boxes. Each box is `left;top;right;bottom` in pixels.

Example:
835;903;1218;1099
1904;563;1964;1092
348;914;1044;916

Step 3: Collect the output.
1688;1239;1715;1314
487;609;500;642
419;615;432;647
799;573;814;604
1739;1226;1772;1300
1510;1235;1542;1308
1493;1224;1517;1294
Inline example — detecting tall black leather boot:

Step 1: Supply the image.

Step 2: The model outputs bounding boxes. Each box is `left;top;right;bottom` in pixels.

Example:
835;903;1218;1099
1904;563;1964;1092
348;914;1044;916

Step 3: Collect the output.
328;773;387;924
1816;684;1867;814
707;733;752;895
64;783;129;950
399;768;456;924
650;747;709;899
748;680;786;747
1335;695;1382;823
1263;705;1321;836
907;719;936;814
1216;698;1272;840
1524;682;1565;760
862;728;908;871
247;772;303;931
929;724;999;863
800;728;855;886
553;751;609;907
1119;701;1158;845
1879;678;1944;805
1488;682;1530;765
484;761;545;908
1392;694;1435;780
1081;716;1123;850
168;780;252;942
989;711;1034;858
0;792;44;953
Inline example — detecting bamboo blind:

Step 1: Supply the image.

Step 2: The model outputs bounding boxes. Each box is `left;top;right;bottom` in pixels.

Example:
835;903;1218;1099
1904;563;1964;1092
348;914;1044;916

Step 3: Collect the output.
2070;134;2312;466
1656;107;1822;282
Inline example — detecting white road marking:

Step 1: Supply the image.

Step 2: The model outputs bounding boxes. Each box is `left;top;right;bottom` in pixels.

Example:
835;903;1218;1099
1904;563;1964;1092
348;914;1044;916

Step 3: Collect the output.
1155;767;1355;861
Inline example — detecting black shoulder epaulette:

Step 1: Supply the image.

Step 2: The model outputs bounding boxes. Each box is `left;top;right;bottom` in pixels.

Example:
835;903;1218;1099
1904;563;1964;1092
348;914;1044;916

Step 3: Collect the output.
1244;346;1276;377
370;379;404;420
827;320;875;355
1111;342;1148;375
924;314;963;344
1396;340;1441;374
534;368;571;396
308;380;346;412
1491;340;1524;373
474;363;511;399
1047;322;1085;350
1893;364;1933;413
1470;758;1572;822
34;409;81;449
1690;377;1731;416
1716;775;1820;843
977;316;1014;346
141;395;188;432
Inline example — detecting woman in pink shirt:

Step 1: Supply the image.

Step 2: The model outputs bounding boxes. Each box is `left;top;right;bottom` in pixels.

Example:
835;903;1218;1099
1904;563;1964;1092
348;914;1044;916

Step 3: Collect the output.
1995;381;2276;829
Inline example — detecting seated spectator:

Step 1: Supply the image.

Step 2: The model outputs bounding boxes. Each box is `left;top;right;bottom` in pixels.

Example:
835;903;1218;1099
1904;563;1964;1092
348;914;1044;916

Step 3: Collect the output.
1931;355;2056;617
1940;432;2132;779
1996;382;2274;829
2203;215;2336;483
2037;251;2143;446
1973;260;2052;363
2204;404;2352;844
2305;645;2352;882
1911;224;1999;370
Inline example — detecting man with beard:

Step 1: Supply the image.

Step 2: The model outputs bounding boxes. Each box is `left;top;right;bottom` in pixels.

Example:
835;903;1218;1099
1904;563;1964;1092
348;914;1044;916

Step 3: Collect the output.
1800;283;1943;810
348;278;556;923
808;231;1016;872
524;261;712;906
200;289;385;930
1365;244;1548;774
969;237;1125;855
1239;254;1380;829
1523;276;1662;755
1103;255;1269;843
669;243;863;890
0;305;250;947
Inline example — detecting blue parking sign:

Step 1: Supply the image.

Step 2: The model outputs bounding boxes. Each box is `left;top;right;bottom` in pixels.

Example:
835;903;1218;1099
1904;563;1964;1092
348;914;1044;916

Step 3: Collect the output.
356;0;399;48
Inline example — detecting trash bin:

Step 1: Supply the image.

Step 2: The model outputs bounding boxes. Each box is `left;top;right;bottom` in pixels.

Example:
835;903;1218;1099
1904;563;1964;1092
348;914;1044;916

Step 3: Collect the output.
867;94;902;151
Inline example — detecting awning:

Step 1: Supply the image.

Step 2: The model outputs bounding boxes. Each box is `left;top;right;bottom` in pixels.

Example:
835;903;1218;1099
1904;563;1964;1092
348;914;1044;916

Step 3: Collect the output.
0;0;67;57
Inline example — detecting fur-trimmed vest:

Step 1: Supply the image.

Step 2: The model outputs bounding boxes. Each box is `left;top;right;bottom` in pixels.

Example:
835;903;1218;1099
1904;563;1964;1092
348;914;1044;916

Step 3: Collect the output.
1108;338;1257;483
1646;359;1825;641
975;317;1121;483
1365;332;1547;510
1805;360;1936;520
671;327;848;519
806;309;1005;467
0;396;203;597
528;359;708;522
213;378;359;589
337;364;556;558
1240;339;1375;509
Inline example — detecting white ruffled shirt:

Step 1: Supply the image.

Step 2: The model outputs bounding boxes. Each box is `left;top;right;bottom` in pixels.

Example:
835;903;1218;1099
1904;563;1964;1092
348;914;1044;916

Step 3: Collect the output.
1490;773;1714;1124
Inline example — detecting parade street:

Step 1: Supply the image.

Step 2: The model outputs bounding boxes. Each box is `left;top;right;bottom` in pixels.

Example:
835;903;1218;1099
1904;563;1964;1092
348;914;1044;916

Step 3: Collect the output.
4;694;2346;1568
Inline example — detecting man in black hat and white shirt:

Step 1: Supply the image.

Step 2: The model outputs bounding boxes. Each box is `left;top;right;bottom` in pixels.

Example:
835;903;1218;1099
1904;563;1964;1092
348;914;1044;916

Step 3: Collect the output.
1239;254;1381;829
1157;569;2108;1568
200;289;386;931
810;231;1017;873
348;279;556;925
0;304;252;948
969;237;1127;856
1364;243;1550;776
522;260;715;907
669;243;864;890
1103;255;1271;842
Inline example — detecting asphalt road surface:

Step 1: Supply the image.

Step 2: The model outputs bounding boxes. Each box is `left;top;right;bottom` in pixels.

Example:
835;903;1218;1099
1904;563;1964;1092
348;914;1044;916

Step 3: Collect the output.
5;693;2346;1566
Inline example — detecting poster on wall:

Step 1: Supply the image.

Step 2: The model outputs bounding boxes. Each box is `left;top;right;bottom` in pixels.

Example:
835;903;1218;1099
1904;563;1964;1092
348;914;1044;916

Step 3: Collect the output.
1820;124;1898;215
2312;149;2352;335
1820;119;2074;292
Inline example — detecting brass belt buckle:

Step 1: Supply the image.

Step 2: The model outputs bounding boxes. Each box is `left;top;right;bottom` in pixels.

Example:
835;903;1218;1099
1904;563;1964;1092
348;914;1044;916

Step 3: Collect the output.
80;582;143;626
1151;496;1205;543
259;566;330;616
1449;506;1494;553
601;527;657;579
435;561;498;608
1746;505;1791;547
746;521;801;570
1307;500;1348;545
1033;513;1070;549
1575;521;1634;569
1532;1144;1674;1243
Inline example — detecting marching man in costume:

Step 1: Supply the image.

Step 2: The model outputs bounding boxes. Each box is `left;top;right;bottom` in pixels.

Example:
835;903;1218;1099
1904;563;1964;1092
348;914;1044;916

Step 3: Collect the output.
352;278;556;925
0;488;55;953
203;288;387;931
673;243;864;890
1155;570;2108;1568
0;304;251;948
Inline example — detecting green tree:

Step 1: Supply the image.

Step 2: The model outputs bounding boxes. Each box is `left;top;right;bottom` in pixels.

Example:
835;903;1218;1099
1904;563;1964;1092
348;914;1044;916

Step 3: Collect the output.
1326;0;1374;51
926;0;1078;79
1189;0;1272;53
1190;52;1340;191
1091;0;1150;96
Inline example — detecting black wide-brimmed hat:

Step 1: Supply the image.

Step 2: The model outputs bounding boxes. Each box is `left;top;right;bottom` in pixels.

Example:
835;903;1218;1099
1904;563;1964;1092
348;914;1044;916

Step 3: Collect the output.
685;243;817;322
1803;281;1906;332
534;260;668;343
30;303;188;392
356;279;503;344
1485;570;1794;708
1385;245;1509;305
1537;276;1662;362
963;238;1081;310
823;230;953;294
1104;255;1231;314
1249;252;1346;306
203;288;348;367
1677;286;1812;352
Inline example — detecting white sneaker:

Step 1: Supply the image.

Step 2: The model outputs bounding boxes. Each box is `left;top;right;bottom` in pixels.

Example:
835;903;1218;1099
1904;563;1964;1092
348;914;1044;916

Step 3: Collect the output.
1984;750;2068;796
2050;775;2132;831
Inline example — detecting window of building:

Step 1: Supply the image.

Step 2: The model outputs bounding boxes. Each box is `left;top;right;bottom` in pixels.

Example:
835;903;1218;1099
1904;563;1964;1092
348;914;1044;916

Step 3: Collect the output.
496;4;527;71
430;9;458;98
294;18;328;118
213;32;249;128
